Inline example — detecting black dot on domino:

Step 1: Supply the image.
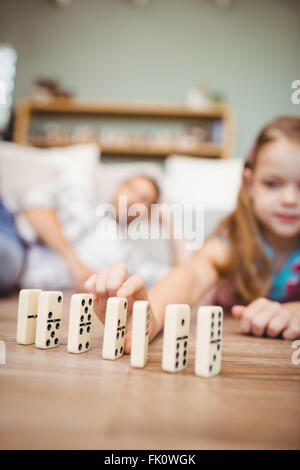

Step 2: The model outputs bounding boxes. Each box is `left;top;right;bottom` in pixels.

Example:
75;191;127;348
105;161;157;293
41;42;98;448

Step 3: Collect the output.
212;313;215;319
218;330;221;336
116;332;119;339
122;331;124;338
81;299;85;306
218;312;221;318
181;319;185;326
84;307;88;314
58;296;62;303
211;331;213;338
54;338;58;345
118;319;120;326
85;342;89;349
176;352;179;359
80;315;84;322
56;323;59;330
51;331;55;338
184;341;187;348
209;365;212;372
175;361;179;368
120;346;123;354
218;321;221;327
89;298;92;305
211;322;214;329
217;344;220;351
115;349;118;356
46;339;50;347
79;343;82;351
87;326;90;333
213;355;216;361
124;302;127;309
47;324;51;331
48;312;52;319
80;328;83;335
184;350;187;357
183;359;186;366
88;314;91;321
176;343;180;350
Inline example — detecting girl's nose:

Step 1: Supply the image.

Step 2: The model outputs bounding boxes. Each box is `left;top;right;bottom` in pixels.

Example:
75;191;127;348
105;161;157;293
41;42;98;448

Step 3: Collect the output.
280;185;298;205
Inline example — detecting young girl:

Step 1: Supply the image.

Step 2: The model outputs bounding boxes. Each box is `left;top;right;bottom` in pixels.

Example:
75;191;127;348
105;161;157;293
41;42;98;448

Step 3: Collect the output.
85;116;300;352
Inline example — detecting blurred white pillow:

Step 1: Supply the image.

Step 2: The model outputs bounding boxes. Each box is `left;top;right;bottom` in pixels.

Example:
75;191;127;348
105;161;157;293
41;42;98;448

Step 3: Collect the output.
163;155;244;263
164;155;243;211
0;142;99;210
0;142;100;243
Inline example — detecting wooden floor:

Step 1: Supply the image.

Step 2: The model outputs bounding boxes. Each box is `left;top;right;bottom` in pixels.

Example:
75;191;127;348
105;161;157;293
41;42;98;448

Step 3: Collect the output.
0;292;299;450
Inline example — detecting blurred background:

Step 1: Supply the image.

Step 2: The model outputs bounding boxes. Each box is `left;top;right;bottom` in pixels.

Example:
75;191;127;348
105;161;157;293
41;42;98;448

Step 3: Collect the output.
0;0;299;295
0;0;299;157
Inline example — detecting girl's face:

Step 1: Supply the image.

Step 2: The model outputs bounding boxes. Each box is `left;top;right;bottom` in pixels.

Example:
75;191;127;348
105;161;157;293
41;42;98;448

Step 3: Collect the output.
246;138;300;239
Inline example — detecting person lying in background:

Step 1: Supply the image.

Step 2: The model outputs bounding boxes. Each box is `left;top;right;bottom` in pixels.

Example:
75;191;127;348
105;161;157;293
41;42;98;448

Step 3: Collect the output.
22;174;170;291
0;199;25;295
86;116;300;346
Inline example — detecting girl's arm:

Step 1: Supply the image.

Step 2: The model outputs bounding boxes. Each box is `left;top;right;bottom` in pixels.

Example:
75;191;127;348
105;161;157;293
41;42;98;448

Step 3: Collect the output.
168;213;191;267
85;237;231;352
147;237;230;340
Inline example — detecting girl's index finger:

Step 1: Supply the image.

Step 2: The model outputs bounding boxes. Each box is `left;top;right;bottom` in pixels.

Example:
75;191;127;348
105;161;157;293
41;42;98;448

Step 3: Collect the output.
117;274;148;301
84;273;98;293
106;262;129;297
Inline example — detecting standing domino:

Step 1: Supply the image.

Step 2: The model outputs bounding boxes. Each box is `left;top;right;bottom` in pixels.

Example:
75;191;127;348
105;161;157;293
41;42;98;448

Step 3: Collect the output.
67;294;94;354
35;291;63;349
195;306;223;377
102;297;127;360
130;300;150;368
162;304;190;373
17;289;42;344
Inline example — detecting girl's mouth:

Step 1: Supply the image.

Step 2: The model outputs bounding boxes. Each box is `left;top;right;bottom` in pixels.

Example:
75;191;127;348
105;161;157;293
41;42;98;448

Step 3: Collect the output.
275;213;299;222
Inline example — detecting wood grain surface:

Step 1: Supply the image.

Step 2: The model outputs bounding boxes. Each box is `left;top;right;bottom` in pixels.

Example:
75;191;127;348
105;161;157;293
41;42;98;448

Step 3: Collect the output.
0;292;299;450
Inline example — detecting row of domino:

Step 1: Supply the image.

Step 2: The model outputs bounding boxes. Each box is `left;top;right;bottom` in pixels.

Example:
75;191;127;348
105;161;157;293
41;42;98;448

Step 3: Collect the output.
99;299;223;377
16;290;93;353
16;290;223;377
163;304;223;377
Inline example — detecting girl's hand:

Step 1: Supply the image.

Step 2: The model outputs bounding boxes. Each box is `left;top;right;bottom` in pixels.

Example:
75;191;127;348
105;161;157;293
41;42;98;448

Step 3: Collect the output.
232;297;300;340
84;262;150;354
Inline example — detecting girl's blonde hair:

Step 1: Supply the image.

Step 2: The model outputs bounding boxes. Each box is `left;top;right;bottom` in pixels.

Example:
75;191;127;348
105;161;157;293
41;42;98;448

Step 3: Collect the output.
214;116;300;304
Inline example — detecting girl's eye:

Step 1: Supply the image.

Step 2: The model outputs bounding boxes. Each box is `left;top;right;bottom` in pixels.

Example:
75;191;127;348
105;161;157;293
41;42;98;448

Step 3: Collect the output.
264;180;279;188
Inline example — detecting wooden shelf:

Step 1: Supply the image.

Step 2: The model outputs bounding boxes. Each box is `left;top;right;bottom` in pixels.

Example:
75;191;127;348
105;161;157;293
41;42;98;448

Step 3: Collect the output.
28;136;223;158
22;97;230;118
14;97;234;159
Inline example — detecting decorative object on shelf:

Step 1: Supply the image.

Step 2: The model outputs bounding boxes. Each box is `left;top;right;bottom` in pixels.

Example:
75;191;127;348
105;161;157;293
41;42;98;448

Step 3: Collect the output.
32;78;74;101
210;90;226;104
186;83;211;110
